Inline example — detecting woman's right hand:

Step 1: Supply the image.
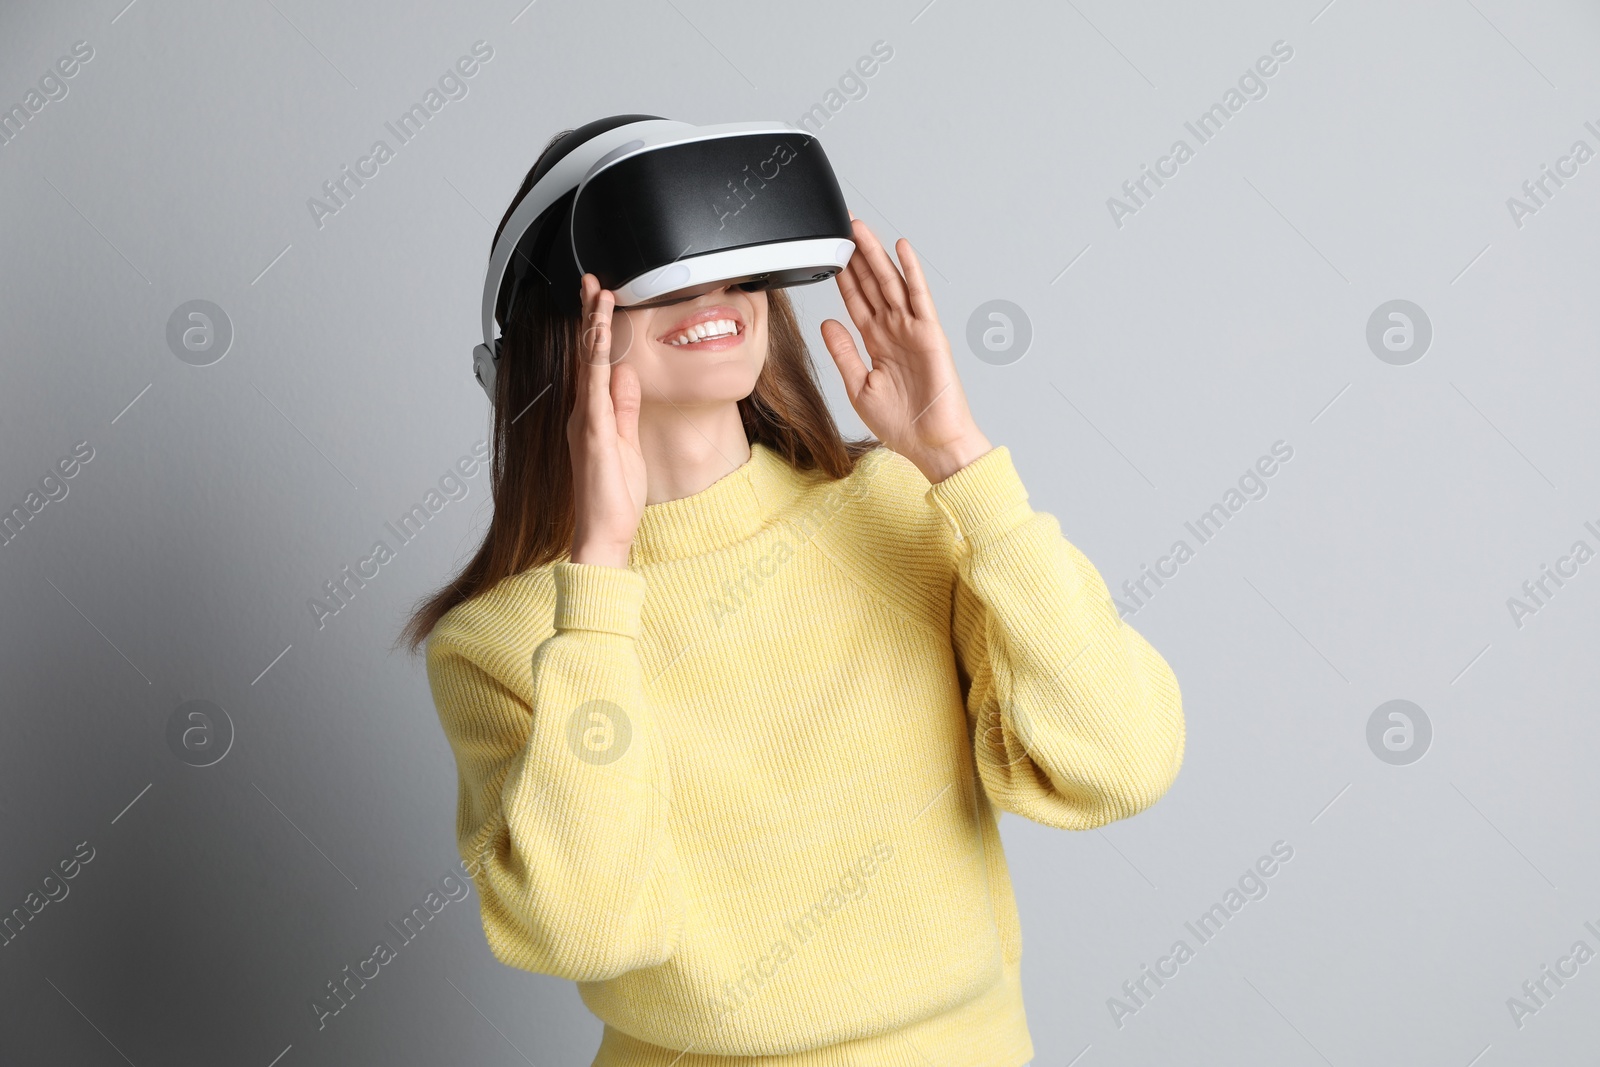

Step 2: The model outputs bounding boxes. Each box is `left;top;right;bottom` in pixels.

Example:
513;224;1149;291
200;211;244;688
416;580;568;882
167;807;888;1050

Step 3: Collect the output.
568;274;646;568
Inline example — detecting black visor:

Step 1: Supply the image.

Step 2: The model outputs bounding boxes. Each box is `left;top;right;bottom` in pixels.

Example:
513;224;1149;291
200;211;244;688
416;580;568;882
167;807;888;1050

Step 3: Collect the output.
570;133;852;309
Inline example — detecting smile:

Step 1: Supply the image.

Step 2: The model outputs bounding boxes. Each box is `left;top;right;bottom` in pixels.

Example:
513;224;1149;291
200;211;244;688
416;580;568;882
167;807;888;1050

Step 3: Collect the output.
657;304;748;349
663;320;743;347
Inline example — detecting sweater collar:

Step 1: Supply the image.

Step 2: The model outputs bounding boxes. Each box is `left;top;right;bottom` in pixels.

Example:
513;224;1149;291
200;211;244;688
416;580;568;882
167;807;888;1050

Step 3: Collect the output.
628;441;806;566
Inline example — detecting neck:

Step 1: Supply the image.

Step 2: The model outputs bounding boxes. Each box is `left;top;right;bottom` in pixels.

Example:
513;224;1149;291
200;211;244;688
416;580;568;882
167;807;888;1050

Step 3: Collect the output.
636;400;752;505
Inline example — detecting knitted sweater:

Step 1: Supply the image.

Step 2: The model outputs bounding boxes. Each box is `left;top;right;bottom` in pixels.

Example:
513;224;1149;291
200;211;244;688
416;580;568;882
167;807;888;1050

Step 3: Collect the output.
425;441;1185;1066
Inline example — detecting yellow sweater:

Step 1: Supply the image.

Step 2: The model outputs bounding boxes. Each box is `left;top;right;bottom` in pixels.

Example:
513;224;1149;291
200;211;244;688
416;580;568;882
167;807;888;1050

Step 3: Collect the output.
425;441;1184;1066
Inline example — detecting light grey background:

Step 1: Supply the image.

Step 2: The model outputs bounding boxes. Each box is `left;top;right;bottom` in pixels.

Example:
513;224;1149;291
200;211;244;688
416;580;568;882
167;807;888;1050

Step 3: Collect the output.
3;0;1597;1063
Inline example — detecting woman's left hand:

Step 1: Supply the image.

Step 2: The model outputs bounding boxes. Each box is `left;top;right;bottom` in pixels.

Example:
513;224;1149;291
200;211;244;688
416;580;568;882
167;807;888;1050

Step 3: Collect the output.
820;217;992;484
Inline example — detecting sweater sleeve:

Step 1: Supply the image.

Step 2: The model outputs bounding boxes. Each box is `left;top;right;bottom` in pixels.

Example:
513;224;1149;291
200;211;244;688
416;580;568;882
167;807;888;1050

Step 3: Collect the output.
425;561;684;980
925;445;1185;831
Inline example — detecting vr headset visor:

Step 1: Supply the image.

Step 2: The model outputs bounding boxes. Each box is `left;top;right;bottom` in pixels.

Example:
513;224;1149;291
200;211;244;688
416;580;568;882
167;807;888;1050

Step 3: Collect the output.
473;115;855;396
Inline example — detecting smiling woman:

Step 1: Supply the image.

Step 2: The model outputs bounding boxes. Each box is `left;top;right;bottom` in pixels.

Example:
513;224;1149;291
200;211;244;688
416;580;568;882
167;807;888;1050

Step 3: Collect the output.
401;119;1184;1067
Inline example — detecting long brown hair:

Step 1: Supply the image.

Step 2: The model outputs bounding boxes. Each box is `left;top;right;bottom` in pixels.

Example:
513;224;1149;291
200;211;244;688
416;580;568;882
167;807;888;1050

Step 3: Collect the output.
398;128;878;653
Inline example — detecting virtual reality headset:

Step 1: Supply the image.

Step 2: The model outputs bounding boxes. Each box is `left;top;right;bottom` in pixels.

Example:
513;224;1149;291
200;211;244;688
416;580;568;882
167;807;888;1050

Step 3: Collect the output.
472;114;855;398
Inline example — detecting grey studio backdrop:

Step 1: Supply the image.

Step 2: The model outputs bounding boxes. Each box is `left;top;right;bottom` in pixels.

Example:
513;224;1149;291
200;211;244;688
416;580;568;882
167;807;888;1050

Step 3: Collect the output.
2;0;1598;1063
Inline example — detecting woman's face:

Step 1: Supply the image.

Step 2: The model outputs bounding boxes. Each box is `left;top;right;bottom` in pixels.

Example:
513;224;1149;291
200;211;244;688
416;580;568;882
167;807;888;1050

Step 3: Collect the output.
606;286;769;409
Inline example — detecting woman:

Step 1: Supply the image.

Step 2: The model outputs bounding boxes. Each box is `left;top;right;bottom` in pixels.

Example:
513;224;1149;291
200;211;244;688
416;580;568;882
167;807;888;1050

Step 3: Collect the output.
403;128;1185;1066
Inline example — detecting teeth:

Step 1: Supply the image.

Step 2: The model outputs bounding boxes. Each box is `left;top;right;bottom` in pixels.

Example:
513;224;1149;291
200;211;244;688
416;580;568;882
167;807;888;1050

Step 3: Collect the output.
664;319;740;346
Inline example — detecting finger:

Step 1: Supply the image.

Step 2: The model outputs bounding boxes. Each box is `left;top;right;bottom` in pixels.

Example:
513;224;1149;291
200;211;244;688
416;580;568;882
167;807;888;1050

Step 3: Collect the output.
579;276;614;429
570;276;595;436
832;254;874;329
852;218;909;314
581;275;615;368
819;318;869;400
845;222;889;313
610;358;641;451
895;238;937;321
609;303;638;364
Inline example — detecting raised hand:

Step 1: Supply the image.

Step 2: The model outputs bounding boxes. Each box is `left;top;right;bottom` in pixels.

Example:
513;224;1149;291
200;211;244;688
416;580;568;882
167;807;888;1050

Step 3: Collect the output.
820;217;991;484
568;274;647;568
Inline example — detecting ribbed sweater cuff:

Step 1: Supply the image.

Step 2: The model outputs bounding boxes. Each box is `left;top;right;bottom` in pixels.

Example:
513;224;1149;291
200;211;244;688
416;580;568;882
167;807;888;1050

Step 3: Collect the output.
552;560;646;638
925;445;1033;547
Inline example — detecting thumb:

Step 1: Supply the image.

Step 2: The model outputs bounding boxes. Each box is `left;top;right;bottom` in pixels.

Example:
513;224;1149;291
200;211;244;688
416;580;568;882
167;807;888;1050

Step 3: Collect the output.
610;359;642;450
819;319;868;399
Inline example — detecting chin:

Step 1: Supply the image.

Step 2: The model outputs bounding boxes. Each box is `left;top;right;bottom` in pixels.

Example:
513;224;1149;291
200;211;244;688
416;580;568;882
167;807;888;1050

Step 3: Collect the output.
655;376;762;407
646;352;764;399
